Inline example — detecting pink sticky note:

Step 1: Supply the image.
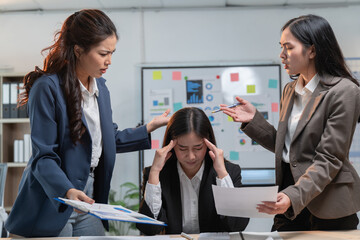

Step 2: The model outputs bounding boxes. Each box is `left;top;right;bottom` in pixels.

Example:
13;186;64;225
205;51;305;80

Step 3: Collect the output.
230;73;239;82
272;103;279;112
172;71;182;80
151;140;160;149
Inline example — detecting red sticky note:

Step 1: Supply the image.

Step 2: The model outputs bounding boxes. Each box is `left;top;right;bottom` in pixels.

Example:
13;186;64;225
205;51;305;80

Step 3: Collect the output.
172;71;181;80
151;140;160;149
272;103;279;112
230;73;239;82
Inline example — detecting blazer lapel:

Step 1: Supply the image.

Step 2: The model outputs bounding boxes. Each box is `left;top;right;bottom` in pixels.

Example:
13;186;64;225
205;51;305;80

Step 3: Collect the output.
291;77;330;143
168;159;183;232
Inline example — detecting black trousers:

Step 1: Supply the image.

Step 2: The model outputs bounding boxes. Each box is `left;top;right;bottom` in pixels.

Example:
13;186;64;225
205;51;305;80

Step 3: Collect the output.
272;162;359;232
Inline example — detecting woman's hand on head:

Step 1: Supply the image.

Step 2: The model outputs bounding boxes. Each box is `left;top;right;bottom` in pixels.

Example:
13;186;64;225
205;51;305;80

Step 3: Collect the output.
256;192;291;215
220;97;256;123
146;109;171;133
65;188;95;213
148;139;177;184
204;138;228;179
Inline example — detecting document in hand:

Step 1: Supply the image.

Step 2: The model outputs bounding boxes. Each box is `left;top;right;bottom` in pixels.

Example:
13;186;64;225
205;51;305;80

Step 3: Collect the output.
55;197;166;226
212;185;279;218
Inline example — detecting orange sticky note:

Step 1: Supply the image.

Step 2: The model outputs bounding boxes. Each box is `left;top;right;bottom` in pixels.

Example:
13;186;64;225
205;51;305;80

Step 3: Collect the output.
272;103;279;112
230;73;239;82
151;140;160;149
172;71;181;80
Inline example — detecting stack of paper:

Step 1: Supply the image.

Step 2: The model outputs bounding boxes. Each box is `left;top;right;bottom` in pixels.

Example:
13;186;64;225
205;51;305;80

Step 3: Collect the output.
55;198;166;226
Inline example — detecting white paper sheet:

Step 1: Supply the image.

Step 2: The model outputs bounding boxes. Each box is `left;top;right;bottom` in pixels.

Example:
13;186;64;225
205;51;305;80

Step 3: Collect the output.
212;185;278;218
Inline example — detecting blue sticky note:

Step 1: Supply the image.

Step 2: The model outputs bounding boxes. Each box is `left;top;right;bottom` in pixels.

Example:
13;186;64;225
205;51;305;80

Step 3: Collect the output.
229;151;239;161
173;102;183;112
268;79;278;89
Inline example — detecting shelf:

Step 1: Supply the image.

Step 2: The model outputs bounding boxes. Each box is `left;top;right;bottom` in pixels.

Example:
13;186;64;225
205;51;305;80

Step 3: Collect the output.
6;162;27;167
0;118;29;123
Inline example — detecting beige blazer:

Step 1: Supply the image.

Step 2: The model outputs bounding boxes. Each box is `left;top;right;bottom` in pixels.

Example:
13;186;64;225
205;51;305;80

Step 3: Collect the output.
242;74;360;220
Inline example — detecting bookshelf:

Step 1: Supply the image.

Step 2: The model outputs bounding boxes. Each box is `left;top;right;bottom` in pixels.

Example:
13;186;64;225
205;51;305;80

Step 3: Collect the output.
0;73;29;211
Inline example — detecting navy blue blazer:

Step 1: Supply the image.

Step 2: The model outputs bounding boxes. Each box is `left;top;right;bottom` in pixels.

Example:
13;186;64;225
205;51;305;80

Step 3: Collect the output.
5;74;151;237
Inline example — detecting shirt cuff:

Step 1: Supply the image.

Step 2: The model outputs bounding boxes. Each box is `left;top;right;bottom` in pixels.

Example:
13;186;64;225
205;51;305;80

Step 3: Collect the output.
216;174;234;188
144;181;162;219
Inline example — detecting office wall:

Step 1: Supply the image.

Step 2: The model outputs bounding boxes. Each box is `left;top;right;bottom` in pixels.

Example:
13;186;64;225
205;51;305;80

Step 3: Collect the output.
0;5;360;231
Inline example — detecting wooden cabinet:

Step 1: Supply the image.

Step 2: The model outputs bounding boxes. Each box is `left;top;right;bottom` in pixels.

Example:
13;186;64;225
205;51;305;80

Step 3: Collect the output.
0;73;29;211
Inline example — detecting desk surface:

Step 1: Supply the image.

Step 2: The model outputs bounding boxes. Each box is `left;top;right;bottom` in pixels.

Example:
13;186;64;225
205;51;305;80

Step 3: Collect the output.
3;230;360;240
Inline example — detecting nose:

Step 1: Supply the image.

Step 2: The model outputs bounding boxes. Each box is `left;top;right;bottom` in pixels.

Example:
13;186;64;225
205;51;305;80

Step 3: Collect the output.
189;151;196;161
105;55;112;66
279;48;286;60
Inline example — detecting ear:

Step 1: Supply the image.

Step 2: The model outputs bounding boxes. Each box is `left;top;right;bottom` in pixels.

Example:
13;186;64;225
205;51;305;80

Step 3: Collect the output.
308;45;316;59
74;45;83;58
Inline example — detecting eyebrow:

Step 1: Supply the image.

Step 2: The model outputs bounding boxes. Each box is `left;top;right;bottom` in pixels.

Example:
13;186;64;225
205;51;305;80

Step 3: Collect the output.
279;42;291;47
100;49;116;54
178;143;203;148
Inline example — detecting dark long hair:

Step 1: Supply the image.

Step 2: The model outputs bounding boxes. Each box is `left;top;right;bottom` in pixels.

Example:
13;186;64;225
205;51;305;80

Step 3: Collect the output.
282;14;358;86
19;9;118;144
162;107;216;163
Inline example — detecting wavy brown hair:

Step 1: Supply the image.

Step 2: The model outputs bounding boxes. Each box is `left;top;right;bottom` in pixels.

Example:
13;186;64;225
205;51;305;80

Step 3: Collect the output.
19;9;118;144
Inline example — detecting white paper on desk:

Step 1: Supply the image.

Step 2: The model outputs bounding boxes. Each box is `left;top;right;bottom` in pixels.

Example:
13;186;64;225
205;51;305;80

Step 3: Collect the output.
212;185;278;218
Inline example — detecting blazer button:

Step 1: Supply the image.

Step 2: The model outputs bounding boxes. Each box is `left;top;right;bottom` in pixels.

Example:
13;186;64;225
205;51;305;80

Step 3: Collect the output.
292;162;297;167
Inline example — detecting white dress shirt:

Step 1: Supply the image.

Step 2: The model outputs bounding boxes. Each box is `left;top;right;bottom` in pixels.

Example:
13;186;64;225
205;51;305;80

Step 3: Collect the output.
79;78;102;168
144;160;234;234
282;74;320;163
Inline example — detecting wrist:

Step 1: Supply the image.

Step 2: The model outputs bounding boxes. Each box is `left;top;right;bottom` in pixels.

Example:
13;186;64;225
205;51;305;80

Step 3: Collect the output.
216;169;228;179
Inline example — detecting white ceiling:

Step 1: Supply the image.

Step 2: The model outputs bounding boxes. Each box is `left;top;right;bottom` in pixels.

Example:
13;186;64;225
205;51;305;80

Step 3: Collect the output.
0;0;360;12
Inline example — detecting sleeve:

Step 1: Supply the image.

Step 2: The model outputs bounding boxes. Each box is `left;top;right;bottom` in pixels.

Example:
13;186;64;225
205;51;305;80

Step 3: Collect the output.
136;167;167;235
144;181;162;219
114;124;152;153
241;110;277;153
218;162;249;231
216;174;234;188
28;78;74;210
282;83;360;219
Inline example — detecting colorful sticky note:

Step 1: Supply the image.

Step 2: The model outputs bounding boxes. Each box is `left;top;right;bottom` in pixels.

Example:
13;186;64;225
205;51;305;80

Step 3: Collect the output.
268;79;278;89
227;116;233;122
229;151;239;161
173;102;183;112
230;73;239;82
247;85;256;93
172;71;181;80
272;103;279;112
153;71;162;80
151;140;160;149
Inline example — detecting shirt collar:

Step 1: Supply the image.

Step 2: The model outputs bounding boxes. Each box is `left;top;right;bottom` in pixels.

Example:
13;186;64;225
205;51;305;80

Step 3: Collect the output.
177;160;205;181
79;78;99;97
295;73;320;96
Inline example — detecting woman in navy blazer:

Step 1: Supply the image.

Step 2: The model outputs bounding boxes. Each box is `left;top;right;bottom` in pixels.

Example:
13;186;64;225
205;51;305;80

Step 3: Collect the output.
5;9;169;237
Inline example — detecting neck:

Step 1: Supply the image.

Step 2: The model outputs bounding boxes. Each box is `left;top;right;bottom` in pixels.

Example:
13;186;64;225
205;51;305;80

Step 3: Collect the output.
300;61;316;85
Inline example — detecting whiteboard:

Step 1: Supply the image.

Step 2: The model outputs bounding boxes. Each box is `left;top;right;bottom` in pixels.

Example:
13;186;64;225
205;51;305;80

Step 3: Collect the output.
141;64;281;172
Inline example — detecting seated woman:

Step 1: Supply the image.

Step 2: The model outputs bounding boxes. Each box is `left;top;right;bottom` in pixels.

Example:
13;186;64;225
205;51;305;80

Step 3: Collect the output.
136;107;249;235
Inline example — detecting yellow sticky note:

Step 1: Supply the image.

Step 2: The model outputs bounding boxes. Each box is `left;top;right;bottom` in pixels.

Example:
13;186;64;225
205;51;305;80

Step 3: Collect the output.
247;85;255;93
227;116;233;122
153;71;162;80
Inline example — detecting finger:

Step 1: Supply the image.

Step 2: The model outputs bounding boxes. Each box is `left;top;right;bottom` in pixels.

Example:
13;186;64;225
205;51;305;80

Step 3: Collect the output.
163;109;171;116
208;151;215;161
78;193;95;204
204;138;215;150
165;151;172;161
165;139;177;152
235;96;246;104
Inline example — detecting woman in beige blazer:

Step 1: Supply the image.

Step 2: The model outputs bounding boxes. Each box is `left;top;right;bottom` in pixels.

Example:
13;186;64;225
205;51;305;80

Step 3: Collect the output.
221;14;360;231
